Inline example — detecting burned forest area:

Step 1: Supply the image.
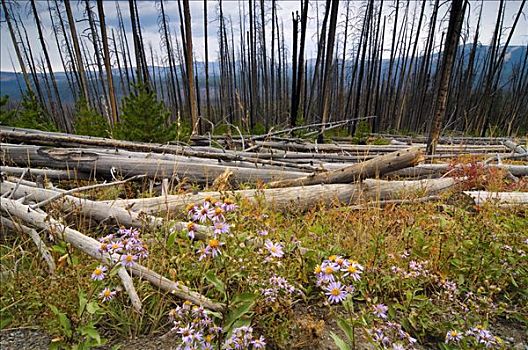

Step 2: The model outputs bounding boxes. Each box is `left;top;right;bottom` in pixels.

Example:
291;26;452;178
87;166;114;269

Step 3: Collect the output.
0;0;527;349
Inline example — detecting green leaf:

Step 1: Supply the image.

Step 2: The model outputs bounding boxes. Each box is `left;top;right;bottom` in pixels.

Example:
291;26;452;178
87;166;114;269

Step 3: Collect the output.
78;290;87;318
49;304;72;337
86;301;100;315
80;324;102;345
0;313;13;330
204;271;226;297
337;318;354;342
224;300;255;332
167;230;177;249
330;332;351;350
232;292;256;304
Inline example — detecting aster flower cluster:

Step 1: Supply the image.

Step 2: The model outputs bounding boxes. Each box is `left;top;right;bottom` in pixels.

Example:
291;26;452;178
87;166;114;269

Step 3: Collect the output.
186;197;237;260
260;274;300;303
169;302;265;349
314;255;363;304
169;301;222;349
445;326;502;348
98;227;149;267
91;227;149;303
390;259;430;279
367;319;417;350
223;326;266;349
438;279;459;301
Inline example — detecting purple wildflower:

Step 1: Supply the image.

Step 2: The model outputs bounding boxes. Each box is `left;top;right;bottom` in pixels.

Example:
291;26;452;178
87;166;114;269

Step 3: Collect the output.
99;287;117;302
264;240;284;258
372;303;389;319
205;239;224;258
91;265;107;281
213;221;230;235
325;281;347;304
121;253;137;267
252;336;266;348
445;330;463;344
341;261;363;281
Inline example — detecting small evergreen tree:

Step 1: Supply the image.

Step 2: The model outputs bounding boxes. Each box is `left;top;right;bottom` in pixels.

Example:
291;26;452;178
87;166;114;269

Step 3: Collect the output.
0;93;56;131
74;101;109;137
0;95;16;125
114;84;175;142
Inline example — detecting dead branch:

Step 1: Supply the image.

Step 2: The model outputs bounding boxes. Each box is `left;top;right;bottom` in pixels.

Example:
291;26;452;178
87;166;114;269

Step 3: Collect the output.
0;197;225;312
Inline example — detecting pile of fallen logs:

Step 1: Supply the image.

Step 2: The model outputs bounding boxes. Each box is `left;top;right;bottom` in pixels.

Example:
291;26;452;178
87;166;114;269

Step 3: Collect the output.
1;126;527;312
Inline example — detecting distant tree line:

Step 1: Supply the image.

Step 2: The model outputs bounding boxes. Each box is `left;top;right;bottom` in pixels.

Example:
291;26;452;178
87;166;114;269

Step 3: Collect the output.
1;0;527;149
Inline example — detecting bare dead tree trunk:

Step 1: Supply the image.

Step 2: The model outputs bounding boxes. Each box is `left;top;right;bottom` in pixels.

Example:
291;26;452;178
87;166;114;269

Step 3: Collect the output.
1;0;33;96
204;0;211;124
182;0;200;135
97;0;119;125
426;0;467;154
30;0;70;132
319;0;341;140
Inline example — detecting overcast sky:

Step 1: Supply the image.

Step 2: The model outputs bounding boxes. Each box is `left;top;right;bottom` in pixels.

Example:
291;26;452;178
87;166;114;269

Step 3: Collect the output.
0;1;526;72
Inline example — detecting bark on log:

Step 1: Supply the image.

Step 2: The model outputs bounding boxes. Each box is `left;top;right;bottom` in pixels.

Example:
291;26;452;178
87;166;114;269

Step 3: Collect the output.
386;164;528;178
1;143;305;184
0;127;315;170
102;178;457;215
463;191;528;206
267;147;424;188
0;181;208;239
0;198;224;312
1;166;91;181
1;144;304;183
502;140;527;155
252;140;508;154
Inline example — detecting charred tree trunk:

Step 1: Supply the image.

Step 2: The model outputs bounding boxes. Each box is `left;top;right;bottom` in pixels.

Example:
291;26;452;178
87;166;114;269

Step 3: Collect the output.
426;0;467;154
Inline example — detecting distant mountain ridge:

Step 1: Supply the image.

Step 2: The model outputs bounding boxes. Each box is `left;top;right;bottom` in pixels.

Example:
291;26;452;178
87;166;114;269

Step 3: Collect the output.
0;45;525;104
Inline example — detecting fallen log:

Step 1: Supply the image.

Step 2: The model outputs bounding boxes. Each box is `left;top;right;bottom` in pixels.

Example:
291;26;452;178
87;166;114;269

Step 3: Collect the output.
386;164;528;178
253;140;508;154
1;143;306;184
267;147;424;188
463;191;528;206
1;166;91;181
502;140;527;155
0;181;211;237
0;198;224;312
0;127;315;170
102;178;457;215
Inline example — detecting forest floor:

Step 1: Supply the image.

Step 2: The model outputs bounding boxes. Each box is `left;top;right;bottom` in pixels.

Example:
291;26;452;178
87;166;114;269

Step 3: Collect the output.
1;173;527;349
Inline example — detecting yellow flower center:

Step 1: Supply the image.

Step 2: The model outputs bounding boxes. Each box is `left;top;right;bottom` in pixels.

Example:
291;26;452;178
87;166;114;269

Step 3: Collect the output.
331;288;340;296
348;266;357;273
324;266;334;275
187;222;195;230
314;265;322;274
271;246;277;253
104;289;111;297
328;255;337;261
209;239;220;249
94;268;102;275
125;255;133;262
215;207;223;216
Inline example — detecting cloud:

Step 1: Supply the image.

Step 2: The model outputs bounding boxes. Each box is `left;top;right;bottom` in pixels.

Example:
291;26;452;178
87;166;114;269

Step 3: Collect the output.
1;0;526;72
